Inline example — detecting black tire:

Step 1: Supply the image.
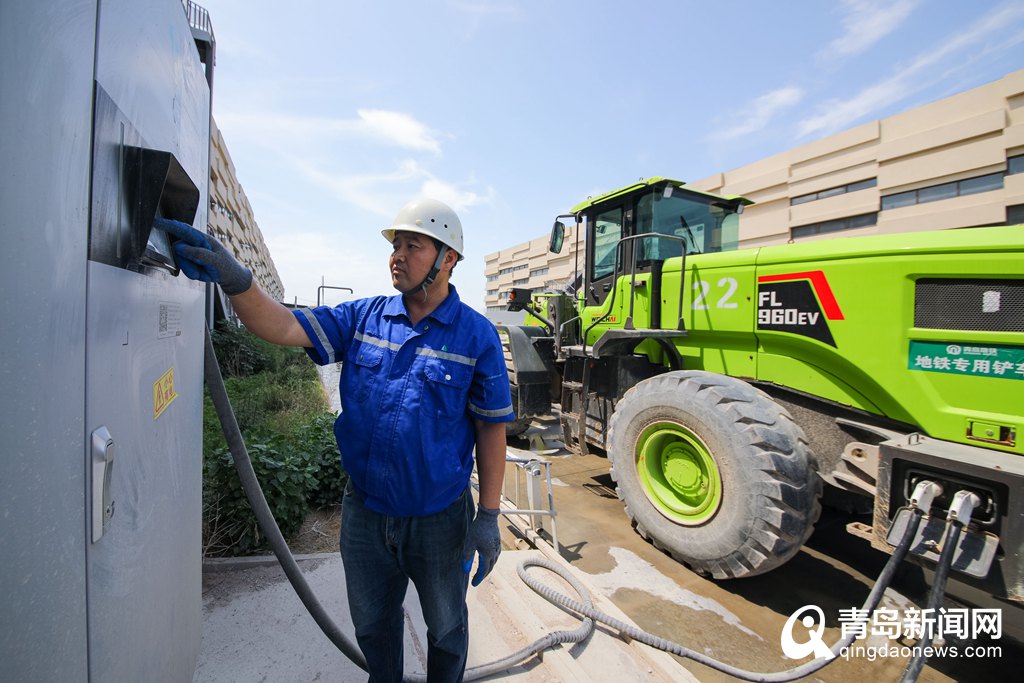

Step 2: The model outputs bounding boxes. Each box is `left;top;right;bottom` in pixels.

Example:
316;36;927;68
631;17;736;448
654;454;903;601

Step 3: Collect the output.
505;383;532;438
608;370;821;579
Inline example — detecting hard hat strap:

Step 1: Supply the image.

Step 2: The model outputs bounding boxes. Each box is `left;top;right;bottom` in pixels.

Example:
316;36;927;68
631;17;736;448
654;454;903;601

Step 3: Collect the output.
402;244;450;300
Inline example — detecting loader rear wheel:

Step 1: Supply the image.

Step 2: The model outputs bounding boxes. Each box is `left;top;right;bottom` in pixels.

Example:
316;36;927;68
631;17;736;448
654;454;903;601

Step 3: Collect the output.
608;370;821;579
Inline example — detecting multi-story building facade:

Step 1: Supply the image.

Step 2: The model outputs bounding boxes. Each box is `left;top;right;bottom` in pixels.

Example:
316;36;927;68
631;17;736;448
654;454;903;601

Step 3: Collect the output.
208;120;284;305
483;69;1024;322
483;226;585;323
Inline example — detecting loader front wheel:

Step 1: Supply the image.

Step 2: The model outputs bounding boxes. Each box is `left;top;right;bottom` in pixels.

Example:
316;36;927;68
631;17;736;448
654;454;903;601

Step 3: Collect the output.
608;370;821;579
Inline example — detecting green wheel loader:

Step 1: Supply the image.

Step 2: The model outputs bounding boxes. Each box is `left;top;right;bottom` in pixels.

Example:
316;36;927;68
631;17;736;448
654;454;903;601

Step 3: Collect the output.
499;177;1024;635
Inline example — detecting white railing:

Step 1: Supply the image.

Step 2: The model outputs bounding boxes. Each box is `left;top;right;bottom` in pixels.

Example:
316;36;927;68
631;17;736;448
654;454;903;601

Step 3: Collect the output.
182;0;213;37
501;454;559;553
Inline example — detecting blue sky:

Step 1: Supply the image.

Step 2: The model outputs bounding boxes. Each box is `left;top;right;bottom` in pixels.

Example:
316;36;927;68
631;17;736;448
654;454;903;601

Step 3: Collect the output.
199;0;1024;310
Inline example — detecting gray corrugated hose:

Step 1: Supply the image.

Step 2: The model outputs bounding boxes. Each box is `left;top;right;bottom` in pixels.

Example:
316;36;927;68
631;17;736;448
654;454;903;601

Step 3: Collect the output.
204;325;934;683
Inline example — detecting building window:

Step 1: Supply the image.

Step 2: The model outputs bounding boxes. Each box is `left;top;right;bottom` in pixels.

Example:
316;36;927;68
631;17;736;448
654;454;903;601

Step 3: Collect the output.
917;182;957;203
486;289;498;296
881;172;1004;210
530;267;549;277
791;212;877;239
791;178;877;206
881;190;915;210
498;264;529;276
513;278;529;285
486;274;499;282
1008;204;1024;225
1008;155;1024;175
959;173;1003;195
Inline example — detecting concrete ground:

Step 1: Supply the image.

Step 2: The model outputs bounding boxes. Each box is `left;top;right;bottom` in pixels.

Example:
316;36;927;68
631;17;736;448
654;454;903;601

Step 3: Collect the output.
195;546;691;682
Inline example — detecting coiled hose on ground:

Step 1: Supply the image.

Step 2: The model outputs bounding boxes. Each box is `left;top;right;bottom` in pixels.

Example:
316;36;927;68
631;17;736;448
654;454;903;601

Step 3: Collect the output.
203;327;933;682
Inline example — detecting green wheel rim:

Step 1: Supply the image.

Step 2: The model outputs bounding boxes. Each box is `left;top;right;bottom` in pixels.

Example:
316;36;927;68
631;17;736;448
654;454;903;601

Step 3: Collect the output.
636;421;721;525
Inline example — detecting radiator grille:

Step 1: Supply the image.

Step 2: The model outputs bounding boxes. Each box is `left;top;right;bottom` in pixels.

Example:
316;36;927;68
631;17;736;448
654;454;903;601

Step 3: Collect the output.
914;279;1024;332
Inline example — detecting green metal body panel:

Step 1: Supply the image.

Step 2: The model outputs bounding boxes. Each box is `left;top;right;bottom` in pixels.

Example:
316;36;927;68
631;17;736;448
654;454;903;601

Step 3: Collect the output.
580;225;1024;455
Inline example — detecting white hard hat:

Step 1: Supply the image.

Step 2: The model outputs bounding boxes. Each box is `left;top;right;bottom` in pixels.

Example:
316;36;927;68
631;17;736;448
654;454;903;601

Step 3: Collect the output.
382;197;464;260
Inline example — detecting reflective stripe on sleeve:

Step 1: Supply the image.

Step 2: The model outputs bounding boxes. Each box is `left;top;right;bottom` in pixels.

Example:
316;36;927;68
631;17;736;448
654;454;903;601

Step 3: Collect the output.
469;402;514;418
300;309;337;364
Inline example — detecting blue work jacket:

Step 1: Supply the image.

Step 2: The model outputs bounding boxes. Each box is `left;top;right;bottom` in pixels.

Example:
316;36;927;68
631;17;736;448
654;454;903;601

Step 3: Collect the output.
293;286;514;516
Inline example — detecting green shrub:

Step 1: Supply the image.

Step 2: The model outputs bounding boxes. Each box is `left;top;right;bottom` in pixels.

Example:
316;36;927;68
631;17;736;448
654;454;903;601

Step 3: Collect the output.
202;323;346;556
298;413;348;508
211;319;271;377
203;433;316;555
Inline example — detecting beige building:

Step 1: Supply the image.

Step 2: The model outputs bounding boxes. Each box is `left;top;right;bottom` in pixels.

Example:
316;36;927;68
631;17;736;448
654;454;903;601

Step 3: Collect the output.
208;119;284;304
484;226;585;322
484;69;1024;321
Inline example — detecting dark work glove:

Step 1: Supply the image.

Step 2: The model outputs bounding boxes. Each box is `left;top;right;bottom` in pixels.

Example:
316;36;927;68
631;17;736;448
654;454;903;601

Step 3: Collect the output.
156;217;253;295
462;505;501;587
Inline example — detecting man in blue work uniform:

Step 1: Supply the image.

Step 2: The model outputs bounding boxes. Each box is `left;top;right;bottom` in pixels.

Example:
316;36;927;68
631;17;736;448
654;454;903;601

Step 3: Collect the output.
159;198;514;683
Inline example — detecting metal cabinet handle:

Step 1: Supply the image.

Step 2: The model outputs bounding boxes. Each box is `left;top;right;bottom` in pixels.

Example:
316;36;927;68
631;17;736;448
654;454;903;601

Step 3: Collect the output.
91;426;115;543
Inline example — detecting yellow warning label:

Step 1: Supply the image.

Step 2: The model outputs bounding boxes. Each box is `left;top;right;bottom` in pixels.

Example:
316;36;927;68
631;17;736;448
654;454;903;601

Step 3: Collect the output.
154;367;178;419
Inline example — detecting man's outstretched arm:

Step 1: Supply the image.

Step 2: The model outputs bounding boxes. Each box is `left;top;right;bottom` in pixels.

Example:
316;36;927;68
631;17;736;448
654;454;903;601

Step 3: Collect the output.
157;217;311;348
229;285;312;348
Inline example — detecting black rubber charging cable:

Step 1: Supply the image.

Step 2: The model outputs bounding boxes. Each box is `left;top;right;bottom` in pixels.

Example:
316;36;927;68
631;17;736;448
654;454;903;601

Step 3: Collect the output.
203;327;369;670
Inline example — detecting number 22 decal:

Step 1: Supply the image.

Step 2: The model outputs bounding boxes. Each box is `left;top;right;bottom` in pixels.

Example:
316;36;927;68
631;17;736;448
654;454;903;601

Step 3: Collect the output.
692;277;738;310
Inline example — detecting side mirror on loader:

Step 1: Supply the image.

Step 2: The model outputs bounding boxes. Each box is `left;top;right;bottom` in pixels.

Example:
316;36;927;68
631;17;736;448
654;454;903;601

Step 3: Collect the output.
549;220;565;254
506;288;533;312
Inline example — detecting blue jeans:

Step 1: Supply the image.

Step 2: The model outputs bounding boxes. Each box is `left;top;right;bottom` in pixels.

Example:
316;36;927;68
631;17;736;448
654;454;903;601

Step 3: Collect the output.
341;483;474;683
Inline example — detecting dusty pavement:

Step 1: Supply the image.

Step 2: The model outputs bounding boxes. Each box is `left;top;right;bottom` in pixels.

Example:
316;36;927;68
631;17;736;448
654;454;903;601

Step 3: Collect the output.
503;418;1019;682
197;548;688;683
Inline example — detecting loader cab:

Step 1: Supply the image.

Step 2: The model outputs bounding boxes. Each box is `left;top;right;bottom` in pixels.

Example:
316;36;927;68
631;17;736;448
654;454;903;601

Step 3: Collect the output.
633;183;743;260
551;178;748;309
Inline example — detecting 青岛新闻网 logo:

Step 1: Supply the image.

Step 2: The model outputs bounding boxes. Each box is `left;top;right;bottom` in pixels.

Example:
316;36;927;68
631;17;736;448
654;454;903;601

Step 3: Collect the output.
781;605;835;660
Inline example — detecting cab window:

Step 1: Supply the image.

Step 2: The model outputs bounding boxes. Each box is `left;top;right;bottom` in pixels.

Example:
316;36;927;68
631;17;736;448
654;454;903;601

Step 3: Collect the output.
635;188;740;260
591;206;623;281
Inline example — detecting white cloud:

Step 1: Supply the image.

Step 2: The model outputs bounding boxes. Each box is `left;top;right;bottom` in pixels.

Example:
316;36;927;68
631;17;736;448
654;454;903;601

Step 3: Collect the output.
217;109;441;153
296;158;495;218
418;178;495;213
293;159;427;215
709;86;804;141
356;109;442;153
796;78;905;140
797;2;1024;139
819;0;921;60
